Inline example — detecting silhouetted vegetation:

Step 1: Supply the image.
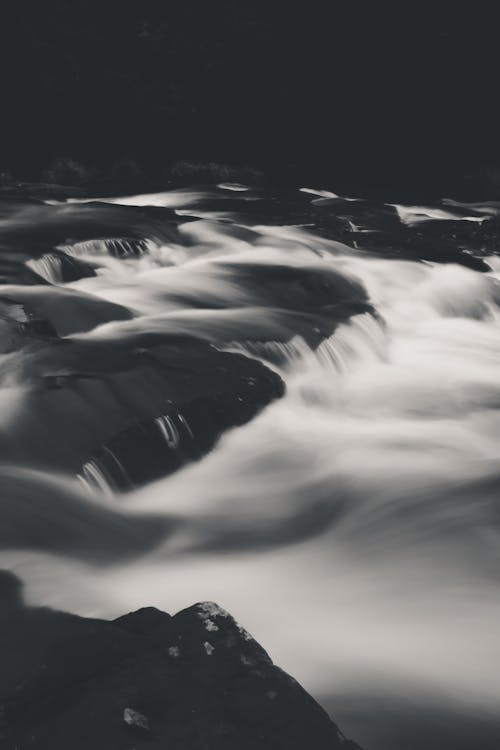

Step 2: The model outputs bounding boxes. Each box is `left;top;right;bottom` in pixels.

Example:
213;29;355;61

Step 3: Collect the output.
0;3;499;196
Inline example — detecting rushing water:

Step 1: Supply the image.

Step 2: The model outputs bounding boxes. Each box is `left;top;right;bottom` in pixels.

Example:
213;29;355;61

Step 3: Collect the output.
1;185;500;748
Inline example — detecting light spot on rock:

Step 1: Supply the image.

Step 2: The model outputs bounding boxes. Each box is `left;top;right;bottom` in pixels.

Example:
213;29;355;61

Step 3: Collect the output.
266;690;278;700
236;622;254;642
123;707;150;731
196;602;253;643
197;602;229;619
168;645;181;657
204;641;215;656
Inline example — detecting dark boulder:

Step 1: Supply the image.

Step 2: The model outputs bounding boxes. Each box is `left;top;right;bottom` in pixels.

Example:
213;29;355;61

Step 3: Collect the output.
0;335;284;487
300;194;497;270
0;572;362;750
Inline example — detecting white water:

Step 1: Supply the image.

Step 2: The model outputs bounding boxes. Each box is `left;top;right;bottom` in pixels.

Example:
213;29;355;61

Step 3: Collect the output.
3;190;500;745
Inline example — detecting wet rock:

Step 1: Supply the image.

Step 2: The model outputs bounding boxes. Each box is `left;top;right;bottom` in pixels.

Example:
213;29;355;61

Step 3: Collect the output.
305;197;494;270
217;261;368;313
0;284;132;336
0;336;284;486
0;573;363;750
0;196;187;255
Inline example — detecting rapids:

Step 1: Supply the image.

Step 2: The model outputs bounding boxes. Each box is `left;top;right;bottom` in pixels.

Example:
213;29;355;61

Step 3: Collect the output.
1;184;500;749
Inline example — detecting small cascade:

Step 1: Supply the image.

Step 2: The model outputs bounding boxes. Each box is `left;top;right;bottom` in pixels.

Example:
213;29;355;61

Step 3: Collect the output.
26;253;63;283
59;236;153;259
224;336;314;369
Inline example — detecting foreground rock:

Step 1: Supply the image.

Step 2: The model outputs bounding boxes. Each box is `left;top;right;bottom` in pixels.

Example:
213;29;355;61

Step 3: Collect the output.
0;572;362;749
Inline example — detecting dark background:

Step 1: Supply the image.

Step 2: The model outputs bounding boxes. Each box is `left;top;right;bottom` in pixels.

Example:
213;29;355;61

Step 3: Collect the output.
0;1;498;197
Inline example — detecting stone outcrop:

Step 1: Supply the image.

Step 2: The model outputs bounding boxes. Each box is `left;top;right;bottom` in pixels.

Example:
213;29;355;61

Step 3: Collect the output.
0;572;362;749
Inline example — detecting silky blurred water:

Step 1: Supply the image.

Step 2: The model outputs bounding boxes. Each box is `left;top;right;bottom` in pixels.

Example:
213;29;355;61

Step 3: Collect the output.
2;186;500;748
